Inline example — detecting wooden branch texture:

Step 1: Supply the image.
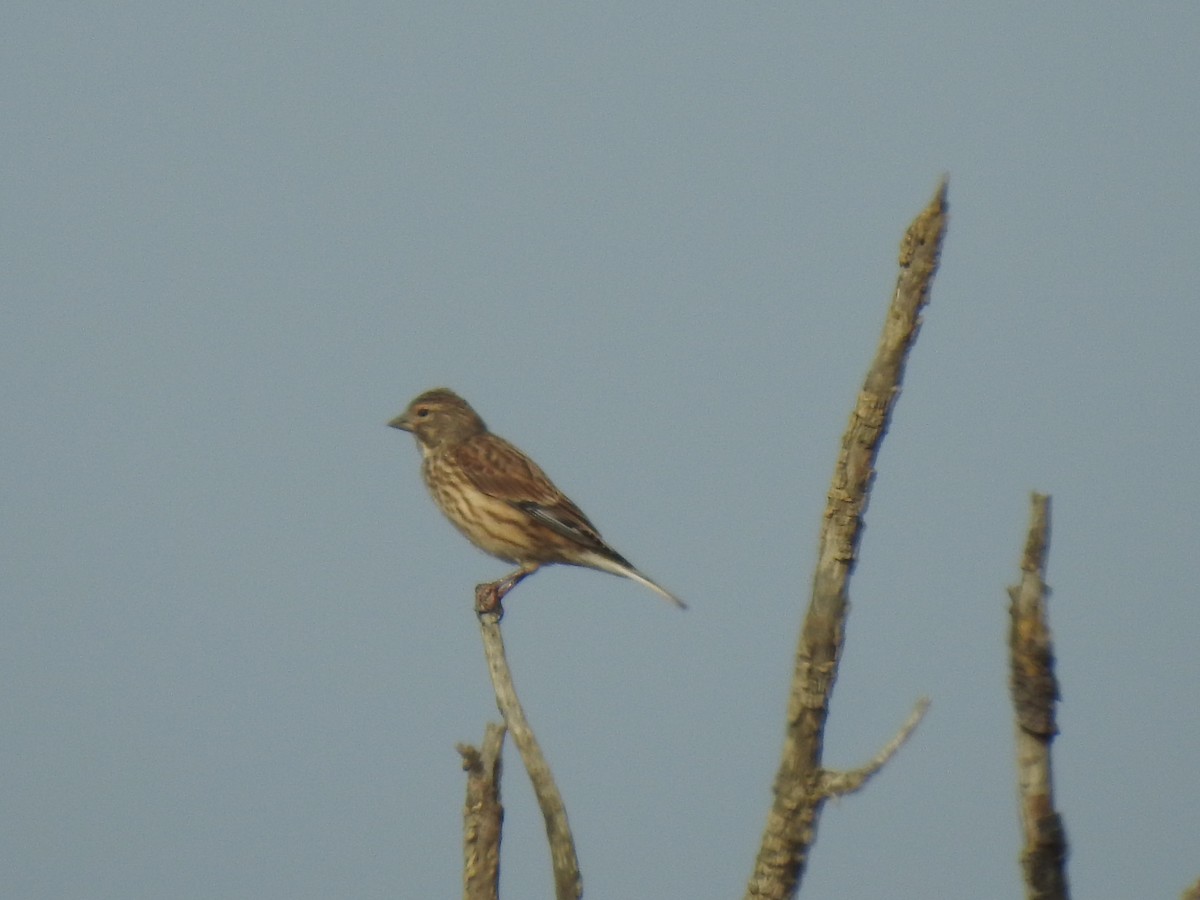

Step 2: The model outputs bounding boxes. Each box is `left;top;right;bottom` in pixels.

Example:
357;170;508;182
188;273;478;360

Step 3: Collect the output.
745;180;948;900
475;588;582;900
459;723;505;900
1008;493;1070;900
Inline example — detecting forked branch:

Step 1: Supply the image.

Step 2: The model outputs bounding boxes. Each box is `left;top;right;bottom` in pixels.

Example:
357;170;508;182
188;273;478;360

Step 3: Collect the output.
474;586;582;900
745;180;948;900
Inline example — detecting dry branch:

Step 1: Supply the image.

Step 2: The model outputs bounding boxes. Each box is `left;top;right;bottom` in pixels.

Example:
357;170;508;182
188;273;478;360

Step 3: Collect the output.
744;180;948;900
818;697;930;798
474;586;582;900
1008;493;1070;900
459;723;506;900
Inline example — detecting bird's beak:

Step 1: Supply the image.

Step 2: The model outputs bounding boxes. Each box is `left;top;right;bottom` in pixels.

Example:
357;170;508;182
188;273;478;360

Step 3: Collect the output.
388;412;412;432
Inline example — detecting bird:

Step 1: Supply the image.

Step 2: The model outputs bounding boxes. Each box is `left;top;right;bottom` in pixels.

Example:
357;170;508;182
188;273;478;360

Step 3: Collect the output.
388;388;686;609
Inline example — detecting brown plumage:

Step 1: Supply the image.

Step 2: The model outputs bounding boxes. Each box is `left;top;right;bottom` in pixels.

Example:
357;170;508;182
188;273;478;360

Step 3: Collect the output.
388;388;685;608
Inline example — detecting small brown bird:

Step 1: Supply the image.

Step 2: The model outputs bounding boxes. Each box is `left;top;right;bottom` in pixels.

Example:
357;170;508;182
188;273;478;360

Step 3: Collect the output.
389;388;685;609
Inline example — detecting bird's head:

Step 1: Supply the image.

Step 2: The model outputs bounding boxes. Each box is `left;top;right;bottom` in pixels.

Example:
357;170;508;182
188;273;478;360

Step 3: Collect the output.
388;388;487;451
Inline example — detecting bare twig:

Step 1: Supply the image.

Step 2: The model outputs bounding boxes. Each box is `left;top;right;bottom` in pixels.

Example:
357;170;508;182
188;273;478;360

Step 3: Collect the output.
745;180;948;900
819;697;930;797
474;584;582;900
1008;494;1070;900
458;723;506;900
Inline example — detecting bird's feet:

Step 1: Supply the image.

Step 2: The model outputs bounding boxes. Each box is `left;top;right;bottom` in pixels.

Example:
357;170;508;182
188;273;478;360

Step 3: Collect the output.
474;567;536;619
474;581;505;619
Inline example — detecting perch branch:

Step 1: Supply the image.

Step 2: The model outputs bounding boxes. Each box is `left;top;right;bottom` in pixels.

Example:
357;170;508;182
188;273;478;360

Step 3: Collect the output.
475;584;582;900
745;179;948;900
1008;493;1070;900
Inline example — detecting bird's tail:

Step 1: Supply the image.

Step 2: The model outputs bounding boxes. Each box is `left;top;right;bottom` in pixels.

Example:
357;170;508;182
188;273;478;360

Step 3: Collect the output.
579;550;687;609
626;568;688;610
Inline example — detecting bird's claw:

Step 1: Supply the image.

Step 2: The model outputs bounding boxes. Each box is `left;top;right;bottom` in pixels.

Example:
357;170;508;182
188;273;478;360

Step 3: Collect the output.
474;581;505;619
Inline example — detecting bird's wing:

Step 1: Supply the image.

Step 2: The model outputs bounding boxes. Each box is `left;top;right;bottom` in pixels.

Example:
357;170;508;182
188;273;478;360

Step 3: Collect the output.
451;435;616;555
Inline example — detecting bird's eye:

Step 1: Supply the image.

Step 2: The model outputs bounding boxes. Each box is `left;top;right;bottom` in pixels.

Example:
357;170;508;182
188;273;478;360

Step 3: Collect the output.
416;407;429;418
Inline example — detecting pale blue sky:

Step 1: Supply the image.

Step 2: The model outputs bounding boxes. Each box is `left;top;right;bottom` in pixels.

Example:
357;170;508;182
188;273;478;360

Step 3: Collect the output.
4;3;1198;898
